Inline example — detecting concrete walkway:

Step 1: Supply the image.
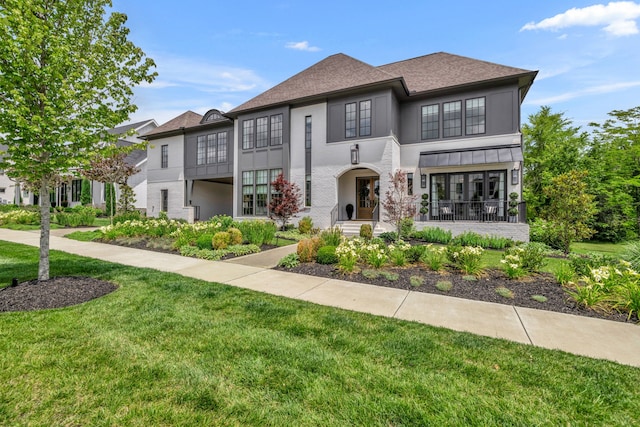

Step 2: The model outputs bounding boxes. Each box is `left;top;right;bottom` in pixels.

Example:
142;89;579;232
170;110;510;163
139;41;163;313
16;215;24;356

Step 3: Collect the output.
2;227;640;368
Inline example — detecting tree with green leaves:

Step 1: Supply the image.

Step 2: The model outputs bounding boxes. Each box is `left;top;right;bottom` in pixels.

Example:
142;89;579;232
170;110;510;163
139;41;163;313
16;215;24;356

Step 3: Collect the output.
522;106;588;220
544;170;596;254
0;0;156;280
585;106;640;241
80;179;92;206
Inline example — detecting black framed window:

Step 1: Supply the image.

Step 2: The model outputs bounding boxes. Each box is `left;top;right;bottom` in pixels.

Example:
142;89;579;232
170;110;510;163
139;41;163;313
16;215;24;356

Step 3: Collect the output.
71;179;82;202
256;117;268;148
161;145;168;168
196;136;206;165
443;101;462;138
207;134;217;163
421;104;439;140
217;132;227;163
255;169;268;215
430;170;506;204
305;174;311;207
242;171;254;215
407;173;413;196
270;114;283;145
305;116;312;149
242;120;254;150
161;189;168;212
345;102;357;138
359;100;371;136
466;97;485;135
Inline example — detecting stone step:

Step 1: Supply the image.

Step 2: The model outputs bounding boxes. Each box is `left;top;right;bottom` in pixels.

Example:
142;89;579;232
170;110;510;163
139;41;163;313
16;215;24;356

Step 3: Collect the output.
336;221;386;237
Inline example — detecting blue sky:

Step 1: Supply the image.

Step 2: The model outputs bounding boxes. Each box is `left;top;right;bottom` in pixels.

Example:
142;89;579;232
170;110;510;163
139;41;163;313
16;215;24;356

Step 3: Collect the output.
112;0;640;130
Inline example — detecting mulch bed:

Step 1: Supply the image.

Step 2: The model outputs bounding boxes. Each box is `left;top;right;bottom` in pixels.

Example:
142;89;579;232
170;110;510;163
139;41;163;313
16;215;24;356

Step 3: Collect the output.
276;263;636;324
0;277;118;312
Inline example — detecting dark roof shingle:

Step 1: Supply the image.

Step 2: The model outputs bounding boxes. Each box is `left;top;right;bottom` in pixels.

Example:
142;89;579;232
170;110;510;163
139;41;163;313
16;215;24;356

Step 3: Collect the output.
142;111;203;138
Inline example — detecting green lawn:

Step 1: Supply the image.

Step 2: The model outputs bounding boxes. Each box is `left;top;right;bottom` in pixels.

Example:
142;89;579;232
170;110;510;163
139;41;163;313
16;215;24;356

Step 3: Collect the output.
1;240;639;425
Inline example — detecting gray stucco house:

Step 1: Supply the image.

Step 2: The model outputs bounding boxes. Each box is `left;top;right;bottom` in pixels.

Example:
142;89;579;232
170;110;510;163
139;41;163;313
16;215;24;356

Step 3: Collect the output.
143;52;537;240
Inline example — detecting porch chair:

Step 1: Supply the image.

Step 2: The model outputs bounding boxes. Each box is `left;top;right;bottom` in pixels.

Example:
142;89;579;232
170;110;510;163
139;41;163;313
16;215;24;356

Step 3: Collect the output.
483;200;499;222
439;200;454;221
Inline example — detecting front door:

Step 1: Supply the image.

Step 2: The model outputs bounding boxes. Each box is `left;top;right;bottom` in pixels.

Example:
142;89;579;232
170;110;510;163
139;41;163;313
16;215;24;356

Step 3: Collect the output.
356;177;379;220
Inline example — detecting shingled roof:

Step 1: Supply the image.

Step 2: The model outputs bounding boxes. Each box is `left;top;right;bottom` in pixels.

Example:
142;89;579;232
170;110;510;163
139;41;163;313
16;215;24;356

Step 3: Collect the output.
142;111;203;139
378;52;534;95
228;52;536;115
228;54;401;115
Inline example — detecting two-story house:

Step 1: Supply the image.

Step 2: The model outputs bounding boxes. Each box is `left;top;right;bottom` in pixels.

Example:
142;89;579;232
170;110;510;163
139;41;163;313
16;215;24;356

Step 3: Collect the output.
145;52;536;240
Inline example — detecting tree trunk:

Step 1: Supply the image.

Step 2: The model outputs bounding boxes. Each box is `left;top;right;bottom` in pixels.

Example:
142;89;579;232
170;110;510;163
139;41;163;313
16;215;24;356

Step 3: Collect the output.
38;180;51;281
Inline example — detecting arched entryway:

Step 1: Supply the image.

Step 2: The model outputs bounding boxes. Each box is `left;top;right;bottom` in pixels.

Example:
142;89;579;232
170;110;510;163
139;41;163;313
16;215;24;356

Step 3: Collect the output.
336;167;380;221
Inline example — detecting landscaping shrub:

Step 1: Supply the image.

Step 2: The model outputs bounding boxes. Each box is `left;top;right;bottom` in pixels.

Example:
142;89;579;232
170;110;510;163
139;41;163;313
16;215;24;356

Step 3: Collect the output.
359;223;373;240
335;238;361;272
320;226;343;247
411;226;452;244
420;244;447;271
113;211;142;224
378;231;397;242
529;218;564;250
0;209;40;225
210;214;235;231
212;231;231;250
451;231;514;249
298;216;313;234
55;206;97;227
227;227;243;245
362;241;387;268
399;218;415;239
237;220;276;246
196;233;214;250
277;253;300;268
388;240;411;266
297;237;322;263
568;253;617;278
622;240;640;271
447;245;484;275
501;243;548;279
316;245;338;265
406;244;427;263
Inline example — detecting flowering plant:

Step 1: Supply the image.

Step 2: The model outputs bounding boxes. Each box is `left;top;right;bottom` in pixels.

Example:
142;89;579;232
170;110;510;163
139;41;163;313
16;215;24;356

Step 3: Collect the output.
447;245;484;275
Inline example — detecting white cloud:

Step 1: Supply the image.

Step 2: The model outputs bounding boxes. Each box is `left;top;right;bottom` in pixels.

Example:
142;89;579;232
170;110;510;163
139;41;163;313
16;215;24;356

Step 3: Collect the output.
145;52;271;94
285;41;321;52
521;2;640;37
526;80;640;105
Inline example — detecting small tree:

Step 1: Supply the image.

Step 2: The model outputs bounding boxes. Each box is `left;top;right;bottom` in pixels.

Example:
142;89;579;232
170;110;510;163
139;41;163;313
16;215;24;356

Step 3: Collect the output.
543;170;597;254
80;179;92;206
117;183;136;214
269;173;302;230
381;170;418;239
83;152;140;224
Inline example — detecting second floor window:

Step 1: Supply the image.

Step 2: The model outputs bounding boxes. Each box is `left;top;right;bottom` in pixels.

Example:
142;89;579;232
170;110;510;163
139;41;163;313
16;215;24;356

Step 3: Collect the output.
256;117;268;148
345;102;357;138
466;97;486;135
443;101;462;138
270;114;283;145
196;136;206;165
161;145;168;168
242;120;254;149
421;104;439;140
359;100;371;136
217;132;227;162
207;134;217;163
305;116;312;149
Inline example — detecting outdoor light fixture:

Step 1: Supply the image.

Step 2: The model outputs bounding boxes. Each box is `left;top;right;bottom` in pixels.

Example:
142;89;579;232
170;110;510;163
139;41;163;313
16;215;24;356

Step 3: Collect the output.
350;144;359;165
421;174;427;188
511;168;519;185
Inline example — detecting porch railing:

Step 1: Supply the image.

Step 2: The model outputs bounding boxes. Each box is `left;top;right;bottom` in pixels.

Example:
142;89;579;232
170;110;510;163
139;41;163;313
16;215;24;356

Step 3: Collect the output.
412;200;524;223
330;203;339;227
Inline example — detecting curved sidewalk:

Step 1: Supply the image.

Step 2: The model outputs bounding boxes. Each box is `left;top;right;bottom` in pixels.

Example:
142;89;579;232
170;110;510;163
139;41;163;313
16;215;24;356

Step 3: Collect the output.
2;228;639;368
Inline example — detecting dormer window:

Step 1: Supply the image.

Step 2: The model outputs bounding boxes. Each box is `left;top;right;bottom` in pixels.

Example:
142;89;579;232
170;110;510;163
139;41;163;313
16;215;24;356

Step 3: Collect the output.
202;109;225;123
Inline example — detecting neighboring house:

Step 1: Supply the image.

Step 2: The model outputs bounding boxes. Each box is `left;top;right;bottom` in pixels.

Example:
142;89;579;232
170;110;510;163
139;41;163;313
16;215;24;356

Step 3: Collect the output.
144;52;536;240
20;119;158;209
0;146;19;205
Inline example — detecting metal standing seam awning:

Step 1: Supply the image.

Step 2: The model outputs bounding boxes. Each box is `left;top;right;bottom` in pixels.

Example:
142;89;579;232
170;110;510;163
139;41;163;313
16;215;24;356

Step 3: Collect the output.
419;145;523;169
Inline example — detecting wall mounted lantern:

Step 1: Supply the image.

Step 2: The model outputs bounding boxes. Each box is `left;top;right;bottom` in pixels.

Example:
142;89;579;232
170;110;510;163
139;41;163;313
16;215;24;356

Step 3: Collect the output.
350;144;360;165
511;168;519;185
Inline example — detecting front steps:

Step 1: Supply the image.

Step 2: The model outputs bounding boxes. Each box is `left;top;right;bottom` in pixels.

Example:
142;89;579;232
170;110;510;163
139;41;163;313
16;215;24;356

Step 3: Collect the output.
335;221;386;237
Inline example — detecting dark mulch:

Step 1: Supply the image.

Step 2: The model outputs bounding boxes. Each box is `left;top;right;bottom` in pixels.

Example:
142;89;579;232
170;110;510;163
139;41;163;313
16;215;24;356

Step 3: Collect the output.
0;277;118;312
277;263;636;324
